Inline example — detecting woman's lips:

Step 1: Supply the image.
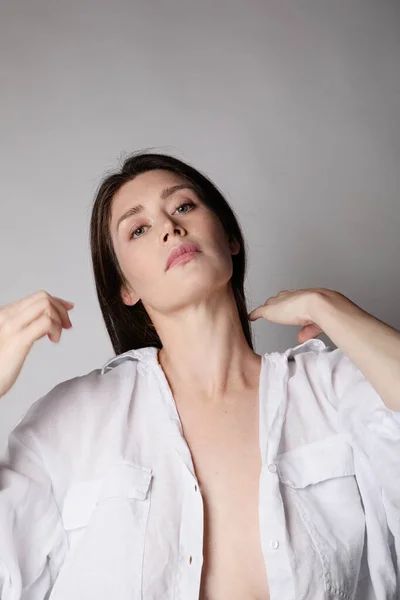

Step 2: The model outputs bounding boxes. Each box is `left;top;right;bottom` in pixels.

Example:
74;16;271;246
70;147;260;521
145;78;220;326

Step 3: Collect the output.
168;251;198;269
166;242;201;270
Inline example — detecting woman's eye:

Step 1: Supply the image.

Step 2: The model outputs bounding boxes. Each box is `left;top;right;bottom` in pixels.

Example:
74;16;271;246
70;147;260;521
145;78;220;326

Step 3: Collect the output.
176;201;194;214
129;202;195;240
130;225;148;239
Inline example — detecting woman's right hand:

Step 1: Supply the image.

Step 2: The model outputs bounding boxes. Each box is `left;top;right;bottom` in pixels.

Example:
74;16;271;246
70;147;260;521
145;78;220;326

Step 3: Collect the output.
0;290;75;399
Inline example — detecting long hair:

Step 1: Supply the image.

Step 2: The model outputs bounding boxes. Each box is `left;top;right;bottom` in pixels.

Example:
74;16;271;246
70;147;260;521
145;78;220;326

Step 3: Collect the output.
90;150;254;355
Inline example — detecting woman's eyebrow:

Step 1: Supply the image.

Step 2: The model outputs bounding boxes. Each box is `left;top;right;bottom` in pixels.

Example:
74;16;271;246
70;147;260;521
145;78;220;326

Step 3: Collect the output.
116;184;195;232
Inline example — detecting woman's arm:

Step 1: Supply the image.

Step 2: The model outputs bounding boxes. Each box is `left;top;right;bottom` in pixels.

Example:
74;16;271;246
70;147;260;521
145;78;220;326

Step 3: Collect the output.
0;425;67;599
249;287;400;412
310;291;400;412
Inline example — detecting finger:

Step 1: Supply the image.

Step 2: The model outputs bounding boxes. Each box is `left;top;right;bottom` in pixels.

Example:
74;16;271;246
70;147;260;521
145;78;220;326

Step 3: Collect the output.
53;296;75;308
30;295;73;330
27;296;72;329
39;297;71;330
4;297;65;335
21;313;63;346
3;290;74;316
49;297;74;328
304;323;323;336
32;300;65;333
248;306;265;321
297;324;323;342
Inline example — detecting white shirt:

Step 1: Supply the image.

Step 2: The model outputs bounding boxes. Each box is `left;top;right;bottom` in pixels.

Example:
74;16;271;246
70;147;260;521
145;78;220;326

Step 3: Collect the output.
0;338;399;600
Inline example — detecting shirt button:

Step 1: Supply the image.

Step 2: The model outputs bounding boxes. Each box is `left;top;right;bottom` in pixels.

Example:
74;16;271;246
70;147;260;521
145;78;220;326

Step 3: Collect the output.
270;540;279;550
194;484;198;492
189;555;193;564
268;464;277;473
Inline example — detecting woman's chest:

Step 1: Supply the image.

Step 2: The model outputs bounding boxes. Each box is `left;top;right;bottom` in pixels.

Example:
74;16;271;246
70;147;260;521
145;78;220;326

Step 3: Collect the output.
175;393;271;600
195;452;270;600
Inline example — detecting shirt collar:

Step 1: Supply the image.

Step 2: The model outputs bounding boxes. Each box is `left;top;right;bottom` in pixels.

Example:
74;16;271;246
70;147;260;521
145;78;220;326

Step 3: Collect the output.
101;338;328;375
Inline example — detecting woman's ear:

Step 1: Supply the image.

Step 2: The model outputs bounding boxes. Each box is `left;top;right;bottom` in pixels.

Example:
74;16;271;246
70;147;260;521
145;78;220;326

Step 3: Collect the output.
120;284;140;307
229;236;240;256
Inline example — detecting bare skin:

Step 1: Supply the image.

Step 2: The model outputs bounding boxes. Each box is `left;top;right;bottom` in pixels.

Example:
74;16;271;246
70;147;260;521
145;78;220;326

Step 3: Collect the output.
159;352;270;600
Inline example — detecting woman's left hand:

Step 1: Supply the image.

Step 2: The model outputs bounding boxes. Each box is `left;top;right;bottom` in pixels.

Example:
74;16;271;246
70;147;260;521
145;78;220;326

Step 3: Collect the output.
247;287;340;344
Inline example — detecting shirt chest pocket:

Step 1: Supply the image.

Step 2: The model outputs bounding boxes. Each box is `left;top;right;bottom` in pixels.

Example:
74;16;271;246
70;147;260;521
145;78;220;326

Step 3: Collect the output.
276;435;368;600
52;461;153;600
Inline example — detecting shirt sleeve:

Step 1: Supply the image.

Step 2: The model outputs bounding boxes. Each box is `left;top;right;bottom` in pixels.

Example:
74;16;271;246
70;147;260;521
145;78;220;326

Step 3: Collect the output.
319;345;400;507
0;423;67;599
317;345;400;593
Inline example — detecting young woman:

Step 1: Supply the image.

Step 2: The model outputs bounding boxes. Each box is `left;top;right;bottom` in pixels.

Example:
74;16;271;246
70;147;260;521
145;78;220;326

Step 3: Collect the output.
0;151;399;600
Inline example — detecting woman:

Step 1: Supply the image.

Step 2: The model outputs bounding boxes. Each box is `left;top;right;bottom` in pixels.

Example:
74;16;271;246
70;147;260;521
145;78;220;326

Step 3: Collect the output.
0;151;399;600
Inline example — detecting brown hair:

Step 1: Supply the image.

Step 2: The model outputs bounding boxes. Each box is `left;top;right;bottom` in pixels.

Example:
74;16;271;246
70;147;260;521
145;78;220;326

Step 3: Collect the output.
90;150;254;355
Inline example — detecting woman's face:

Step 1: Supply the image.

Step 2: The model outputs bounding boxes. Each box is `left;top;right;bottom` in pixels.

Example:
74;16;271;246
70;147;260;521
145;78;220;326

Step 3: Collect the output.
109;169;240;316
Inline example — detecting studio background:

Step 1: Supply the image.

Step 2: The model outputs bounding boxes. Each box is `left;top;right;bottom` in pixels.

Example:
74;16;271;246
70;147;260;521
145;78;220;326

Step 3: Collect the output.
0;0;399;452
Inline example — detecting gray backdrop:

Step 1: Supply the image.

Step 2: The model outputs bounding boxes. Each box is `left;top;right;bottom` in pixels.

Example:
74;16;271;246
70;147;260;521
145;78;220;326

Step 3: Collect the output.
1;0;399;452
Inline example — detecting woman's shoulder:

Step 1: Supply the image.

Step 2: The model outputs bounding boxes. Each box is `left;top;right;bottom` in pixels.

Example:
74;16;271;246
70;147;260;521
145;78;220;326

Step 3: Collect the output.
12;352;143;447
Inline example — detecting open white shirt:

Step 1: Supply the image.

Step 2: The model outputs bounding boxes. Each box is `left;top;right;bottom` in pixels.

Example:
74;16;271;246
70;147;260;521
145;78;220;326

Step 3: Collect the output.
0;338;399;600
